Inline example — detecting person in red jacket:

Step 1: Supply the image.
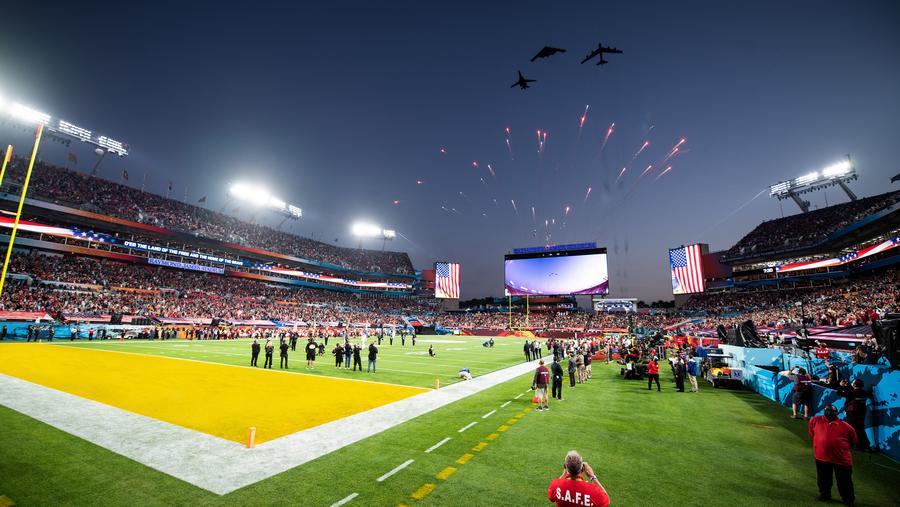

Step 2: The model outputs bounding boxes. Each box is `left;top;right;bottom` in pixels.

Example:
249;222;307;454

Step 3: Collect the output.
547;450;610;507
647;357;661;392
809;404;857;505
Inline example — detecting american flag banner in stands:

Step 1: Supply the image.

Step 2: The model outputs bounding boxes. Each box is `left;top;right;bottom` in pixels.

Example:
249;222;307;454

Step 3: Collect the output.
435;261;460;299
669;244;705;295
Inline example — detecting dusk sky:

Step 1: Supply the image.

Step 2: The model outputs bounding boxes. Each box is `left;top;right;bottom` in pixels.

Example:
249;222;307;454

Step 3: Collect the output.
2;1;899;301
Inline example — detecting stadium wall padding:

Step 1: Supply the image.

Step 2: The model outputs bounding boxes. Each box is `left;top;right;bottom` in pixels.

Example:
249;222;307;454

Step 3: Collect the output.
721;345;899;463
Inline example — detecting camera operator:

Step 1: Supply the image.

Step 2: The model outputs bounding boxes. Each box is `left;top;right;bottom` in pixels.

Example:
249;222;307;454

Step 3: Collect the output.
547;450;610;507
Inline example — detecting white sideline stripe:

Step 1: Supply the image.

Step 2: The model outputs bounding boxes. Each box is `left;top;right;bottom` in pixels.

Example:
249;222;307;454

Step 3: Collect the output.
376;459;414;482
514;393;524;399
458;421;478;433
0;357;545;495
481;410;496;419
424;437;451;453
501;401;511;408
331;492;358;507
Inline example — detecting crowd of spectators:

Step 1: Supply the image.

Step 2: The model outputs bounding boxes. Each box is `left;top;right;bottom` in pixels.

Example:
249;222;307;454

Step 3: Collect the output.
1;158;414;274
722;190;900;261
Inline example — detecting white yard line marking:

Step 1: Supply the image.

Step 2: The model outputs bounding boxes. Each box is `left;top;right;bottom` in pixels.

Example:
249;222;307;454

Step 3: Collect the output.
376;459;414;482
425;437;451;453
481;410;496;419
331;492;358;507
514;393;524;399
0;356;542;495
458;421;478;433
501;401;511;408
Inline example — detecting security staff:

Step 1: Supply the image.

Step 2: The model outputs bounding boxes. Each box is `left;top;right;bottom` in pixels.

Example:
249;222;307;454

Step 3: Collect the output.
280;339;289;369
251;339;261;367
551;356;564;400
525;341;532;362
264;339;274;369
290;333;298;352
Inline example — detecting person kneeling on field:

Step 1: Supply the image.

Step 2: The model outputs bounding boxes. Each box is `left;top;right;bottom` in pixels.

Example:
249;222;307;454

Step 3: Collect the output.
547;450;610;507
459;367;472;381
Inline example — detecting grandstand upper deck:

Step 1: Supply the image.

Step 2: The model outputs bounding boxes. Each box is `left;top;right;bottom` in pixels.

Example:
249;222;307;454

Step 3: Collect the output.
0;157;415;276
721;189;900;264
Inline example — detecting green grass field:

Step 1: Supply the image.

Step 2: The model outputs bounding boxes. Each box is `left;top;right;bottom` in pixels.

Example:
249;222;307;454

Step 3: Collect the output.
1;337;898;506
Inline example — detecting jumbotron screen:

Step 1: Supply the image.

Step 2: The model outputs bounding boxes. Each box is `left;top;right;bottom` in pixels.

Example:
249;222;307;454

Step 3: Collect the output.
504;248;608;296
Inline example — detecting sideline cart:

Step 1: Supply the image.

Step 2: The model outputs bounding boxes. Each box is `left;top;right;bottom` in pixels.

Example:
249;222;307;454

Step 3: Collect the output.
705;352;743;389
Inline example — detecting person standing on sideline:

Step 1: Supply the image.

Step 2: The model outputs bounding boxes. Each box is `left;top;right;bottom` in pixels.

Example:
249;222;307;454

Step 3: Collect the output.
647;356;661;391
279;339;289;369
809;404;857;505
1;324;7;340
344;342;353;368
367;342;378;373
305;338;317;369
532;359;551;411
839;379;872;451
264;339;274;369
686;356;700;392
567;354;577;388
333;343;344;369
524;341;532;362
547;450;610;507
575;351;585;384
290;333;298;352
783;367;813;419
550;356;564;401
251;339;261;367
673;357;686;392
352;344;363;371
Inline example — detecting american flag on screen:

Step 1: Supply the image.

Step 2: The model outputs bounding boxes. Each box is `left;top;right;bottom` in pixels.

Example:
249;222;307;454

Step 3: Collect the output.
435;262;460;299
669;244;705;294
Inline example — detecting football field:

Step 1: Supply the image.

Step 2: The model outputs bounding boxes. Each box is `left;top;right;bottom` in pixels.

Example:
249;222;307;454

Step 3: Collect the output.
0;338;898;506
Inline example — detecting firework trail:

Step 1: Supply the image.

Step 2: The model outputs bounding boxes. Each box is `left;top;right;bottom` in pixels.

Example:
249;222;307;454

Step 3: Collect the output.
564;205;571;218
633;140;650;159
459;191;472;203
393;200;400;205
697;188;767;239
598;122;615;157
510;199;519;217
583;186;592;204
492;197;499;208
487;164;496;178
416;179;424;185
479;177;486;186
663;138;686;161
472;160;479;169
439;147;447;155
505;127;514;160
653;165;673;182
531;205;536;223
577;105;590;139
637;164;654;180
616;166;627;182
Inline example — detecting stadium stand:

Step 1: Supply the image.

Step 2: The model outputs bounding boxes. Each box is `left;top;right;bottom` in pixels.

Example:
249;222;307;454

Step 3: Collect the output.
722;189;900;262
0;158;414;275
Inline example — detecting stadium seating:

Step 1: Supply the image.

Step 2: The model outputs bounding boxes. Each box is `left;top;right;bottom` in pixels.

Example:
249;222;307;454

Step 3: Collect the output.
722;190;900;261
0;158;414;275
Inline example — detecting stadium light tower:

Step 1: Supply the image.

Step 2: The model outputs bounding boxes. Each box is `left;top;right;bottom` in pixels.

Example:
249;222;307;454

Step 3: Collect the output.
768;156;858;213
351;222;395;250
228;182;302;224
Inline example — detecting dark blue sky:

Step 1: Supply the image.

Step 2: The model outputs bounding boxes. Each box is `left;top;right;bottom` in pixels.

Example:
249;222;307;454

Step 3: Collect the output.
2;1;899;301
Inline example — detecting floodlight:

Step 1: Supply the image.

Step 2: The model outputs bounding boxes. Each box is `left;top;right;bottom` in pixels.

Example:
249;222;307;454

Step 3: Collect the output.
794;172;819;186
383;229;396;239
268;197;286;209
822;160;851;178
58;120;92;141
9;103;51;125
352;222;382;237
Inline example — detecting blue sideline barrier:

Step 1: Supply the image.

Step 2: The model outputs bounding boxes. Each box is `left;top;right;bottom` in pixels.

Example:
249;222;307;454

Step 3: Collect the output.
721;345;899;462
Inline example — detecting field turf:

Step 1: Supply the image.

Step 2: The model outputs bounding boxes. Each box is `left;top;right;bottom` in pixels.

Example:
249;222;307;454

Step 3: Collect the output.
0;338;898;506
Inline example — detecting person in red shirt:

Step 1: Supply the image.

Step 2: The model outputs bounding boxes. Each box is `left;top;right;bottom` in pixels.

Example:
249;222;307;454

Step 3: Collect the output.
815;342;830;360
647;357;661;392
533;360;551;411
808;404;857;505
547;450;610;507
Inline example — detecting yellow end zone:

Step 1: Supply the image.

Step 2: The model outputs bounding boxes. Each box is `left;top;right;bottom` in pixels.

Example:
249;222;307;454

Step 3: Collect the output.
0;344;427;444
